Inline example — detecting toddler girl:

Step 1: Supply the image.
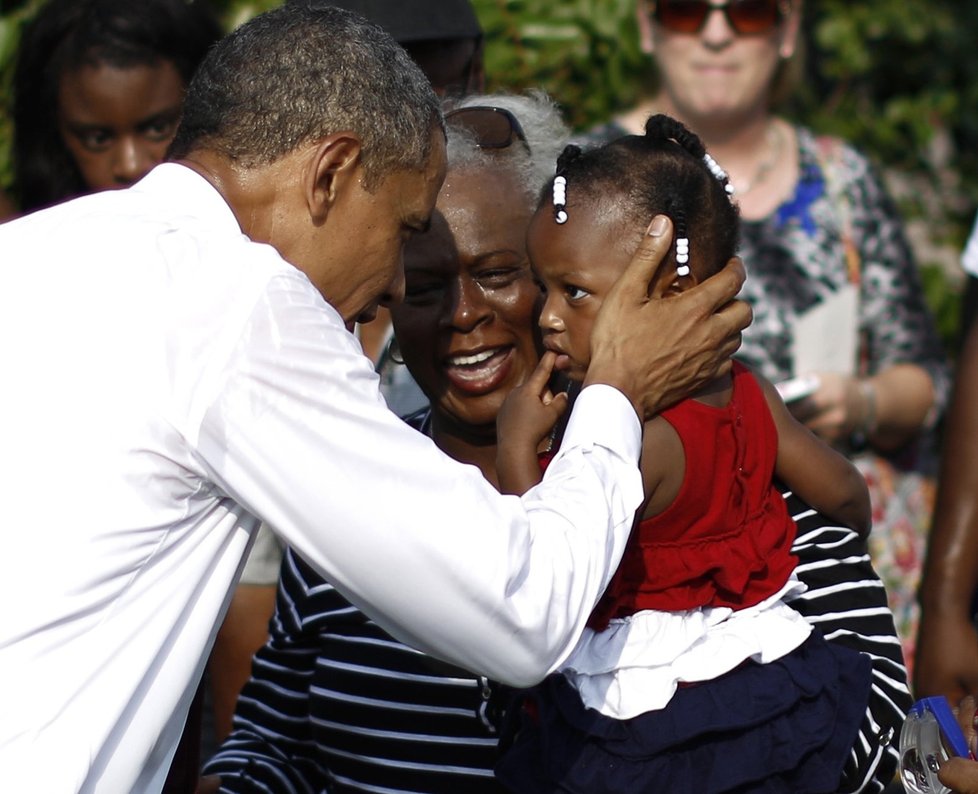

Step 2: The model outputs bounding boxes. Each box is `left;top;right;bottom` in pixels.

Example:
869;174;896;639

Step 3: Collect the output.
494;114;875;793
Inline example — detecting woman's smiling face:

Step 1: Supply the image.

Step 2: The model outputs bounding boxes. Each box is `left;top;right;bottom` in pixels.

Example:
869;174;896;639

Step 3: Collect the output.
390;164;542;432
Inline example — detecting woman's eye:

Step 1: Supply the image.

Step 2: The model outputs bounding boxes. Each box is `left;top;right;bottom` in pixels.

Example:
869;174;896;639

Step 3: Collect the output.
144;118;178;142
477;268;521;287
76;129;112;151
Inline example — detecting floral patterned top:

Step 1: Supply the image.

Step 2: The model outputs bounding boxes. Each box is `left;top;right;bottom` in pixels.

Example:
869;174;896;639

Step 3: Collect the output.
736;126;949;411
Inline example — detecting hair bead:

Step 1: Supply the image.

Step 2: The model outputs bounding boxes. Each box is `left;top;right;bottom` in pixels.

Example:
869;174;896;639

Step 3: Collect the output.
672;207;691;277
553;174;568;224
552;145;582;226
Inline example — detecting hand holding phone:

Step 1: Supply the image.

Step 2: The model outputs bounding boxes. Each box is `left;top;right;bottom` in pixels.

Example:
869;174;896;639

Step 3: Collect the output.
900;696;973;793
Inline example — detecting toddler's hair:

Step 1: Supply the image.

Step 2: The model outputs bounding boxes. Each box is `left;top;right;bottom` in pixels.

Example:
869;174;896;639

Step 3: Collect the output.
546;114;740;278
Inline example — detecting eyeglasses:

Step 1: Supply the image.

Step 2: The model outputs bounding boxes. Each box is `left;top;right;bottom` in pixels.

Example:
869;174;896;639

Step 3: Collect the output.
444;106;529;152
652;0;787;36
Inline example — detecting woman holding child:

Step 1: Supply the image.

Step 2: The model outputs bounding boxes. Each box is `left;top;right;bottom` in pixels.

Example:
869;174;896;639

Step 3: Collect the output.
203;93;909;793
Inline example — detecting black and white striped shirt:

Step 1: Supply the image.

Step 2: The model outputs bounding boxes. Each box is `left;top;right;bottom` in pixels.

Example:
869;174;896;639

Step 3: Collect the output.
205;425;910;794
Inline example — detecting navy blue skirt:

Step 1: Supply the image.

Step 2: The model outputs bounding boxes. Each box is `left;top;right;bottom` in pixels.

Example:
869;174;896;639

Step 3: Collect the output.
495;631;872;793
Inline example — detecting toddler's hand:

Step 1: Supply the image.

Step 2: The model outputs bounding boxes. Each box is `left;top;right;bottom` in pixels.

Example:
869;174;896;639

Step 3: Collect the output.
497;351;568;453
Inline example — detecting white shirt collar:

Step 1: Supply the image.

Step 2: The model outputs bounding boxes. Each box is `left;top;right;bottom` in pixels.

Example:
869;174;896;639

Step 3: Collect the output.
133;162;243;237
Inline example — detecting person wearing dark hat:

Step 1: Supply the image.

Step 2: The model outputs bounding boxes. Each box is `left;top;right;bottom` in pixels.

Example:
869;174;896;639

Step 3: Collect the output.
291;0;485;99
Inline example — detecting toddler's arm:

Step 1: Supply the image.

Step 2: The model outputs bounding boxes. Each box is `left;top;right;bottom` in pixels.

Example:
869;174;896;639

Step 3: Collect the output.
758;374;872;537
496;352;568;495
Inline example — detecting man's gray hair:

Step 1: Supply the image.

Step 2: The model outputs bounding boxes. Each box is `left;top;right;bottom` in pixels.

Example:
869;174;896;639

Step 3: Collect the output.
168;4;443;190
445;91;569;204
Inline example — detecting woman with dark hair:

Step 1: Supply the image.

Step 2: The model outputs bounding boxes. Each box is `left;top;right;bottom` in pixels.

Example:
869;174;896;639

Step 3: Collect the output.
10;0;222;213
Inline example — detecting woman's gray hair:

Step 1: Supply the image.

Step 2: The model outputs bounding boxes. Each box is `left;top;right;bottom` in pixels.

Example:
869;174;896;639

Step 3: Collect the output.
444;90;569;204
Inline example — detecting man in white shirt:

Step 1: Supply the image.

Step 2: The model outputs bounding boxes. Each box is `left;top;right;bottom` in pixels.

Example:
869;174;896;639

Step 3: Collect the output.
0;5;749;792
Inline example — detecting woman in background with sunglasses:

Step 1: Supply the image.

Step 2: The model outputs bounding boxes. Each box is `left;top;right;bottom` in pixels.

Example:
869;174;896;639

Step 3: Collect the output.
197;92;569;794
588;0;948;682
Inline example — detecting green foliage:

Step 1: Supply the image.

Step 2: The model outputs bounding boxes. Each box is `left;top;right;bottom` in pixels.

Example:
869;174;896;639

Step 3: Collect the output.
473;0;648;130
0;0;45;188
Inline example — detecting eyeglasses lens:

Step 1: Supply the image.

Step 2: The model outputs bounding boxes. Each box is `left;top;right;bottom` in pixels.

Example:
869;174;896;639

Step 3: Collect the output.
445;107;528;150
655;0;782;35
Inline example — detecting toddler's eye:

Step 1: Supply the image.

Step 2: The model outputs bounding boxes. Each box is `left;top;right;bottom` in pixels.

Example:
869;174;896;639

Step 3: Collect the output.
565;284;589;301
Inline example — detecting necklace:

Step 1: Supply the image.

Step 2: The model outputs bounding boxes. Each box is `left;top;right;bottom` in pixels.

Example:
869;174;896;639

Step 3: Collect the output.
730;122;784;197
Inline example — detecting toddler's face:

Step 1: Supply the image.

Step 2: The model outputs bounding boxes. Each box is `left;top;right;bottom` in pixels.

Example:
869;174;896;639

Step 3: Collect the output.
527;200;636;382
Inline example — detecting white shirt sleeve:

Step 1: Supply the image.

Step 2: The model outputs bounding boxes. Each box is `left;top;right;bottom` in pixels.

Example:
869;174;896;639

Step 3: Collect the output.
963;212;978;278
193;273;643;686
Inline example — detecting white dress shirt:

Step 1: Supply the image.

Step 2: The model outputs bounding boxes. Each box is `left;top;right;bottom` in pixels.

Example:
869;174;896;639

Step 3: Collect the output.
0;164;642;793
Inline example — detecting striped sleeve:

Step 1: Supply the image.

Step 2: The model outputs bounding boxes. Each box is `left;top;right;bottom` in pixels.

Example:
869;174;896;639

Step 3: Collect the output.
204;545;507;794
203;551;331;794
784;488;911;793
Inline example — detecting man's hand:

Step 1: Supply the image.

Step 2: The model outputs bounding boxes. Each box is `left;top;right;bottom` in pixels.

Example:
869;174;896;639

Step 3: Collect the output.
584;215;751;419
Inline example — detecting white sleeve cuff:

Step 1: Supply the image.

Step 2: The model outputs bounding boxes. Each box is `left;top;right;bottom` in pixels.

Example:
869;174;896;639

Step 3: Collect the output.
559;384;642;465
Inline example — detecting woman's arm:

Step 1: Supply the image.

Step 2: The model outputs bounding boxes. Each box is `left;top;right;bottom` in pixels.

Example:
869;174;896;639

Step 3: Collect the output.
201;550;330;794
850;152;949;446
915;321;978;703
760;374;871;537
800;364;934;452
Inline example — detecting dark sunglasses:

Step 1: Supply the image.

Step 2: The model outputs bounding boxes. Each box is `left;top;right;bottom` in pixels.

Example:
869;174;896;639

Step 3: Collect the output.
653;0;787;35
444;106;529;152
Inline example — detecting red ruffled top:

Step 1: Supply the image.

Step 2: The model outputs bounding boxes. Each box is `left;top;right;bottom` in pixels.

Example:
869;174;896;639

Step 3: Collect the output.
583;363;798;631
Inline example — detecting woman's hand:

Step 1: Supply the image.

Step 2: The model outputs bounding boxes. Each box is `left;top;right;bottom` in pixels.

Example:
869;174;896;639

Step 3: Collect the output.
938;695;978;793
789;364;935;451
196;776;221;794
788;371;866;446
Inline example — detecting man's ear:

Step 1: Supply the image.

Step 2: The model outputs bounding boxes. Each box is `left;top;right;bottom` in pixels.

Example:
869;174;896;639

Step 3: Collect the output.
304;132;363;225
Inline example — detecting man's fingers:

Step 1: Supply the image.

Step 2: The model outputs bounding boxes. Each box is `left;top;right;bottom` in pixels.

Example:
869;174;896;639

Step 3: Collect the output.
608;214;673;302
687;257;747;315
710;297;752;346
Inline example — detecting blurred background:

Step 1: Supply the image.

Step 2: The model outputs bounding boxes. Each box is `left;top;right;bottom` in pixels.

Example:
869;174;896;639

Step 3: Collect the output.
0;0;975;350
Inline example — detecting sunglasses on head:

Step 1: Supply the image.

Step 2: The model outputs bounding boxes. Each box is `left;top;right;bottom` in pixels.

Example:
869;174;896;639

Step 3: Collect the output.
653;0;787;36
444;106;529;152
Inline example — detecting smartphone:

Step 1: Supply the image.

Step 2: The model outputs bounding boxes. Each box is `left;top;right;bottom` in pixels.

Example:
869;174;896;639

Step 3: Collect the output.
775;374;820;403
900;696;972;794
